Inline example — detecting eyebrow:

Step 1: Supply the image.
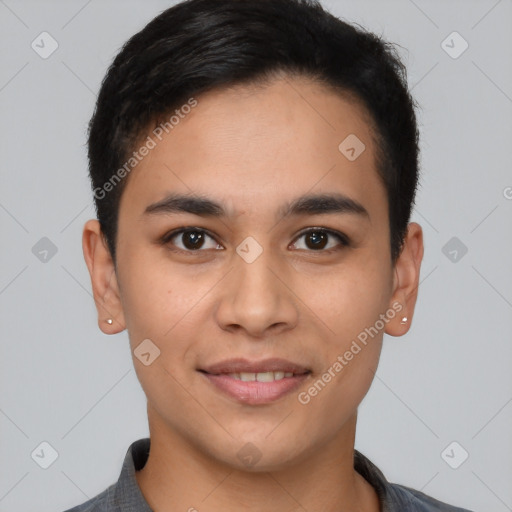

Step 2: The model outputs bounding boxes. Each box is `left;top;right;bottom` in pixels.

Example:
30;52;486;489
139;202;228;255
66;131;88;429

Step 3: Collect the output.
143;192;370;221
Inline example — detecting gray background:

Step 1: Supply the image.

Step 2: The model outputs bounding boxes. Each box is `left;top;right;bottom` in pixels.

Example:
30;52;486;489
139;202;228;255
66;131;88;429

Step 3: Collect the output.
1;0;511;510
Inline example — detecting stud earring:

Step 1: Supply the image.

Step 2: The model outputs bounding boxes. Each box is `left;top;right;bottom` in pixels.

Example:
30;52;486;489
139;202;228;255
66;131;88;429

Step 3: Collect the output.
106;318;113;325
400;316;408;325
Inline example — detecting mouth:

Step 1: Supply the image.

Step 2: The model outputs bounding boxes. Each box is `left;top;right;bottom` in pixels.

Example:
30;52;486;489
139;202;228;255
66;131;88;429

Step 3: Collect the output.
198;358;312;405
199;357;311;376
202;370;304;381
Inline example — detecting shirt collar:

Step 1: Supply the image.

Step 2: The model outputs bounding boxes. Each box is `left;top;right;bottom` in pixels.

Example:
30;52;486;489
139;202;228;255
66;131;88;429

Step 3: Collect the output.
112;438;152;511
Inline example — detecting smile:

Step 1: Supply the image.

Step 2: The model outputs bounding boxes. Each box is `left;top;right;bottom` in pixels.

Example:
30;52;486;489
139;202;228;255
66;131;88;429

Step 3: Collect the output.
199;370;311;405
225;371;295;381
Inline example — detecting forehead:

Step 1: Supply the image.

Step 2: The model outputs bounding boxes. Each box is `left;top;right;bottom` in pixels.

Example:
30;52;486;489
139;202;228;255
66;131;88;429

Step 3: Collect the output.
119;76;386;221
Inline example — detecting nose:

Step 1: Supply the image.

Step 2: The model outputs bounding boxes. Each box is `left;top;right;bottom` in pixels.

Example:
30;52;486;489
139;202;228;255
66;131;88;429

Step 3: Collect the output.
214;246;299;338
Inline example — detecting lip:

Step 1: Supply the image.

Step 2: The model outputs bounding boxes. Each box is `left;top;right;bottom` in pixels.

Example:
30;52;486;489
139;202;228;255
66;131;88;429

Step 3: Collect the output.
198;358;311;405
200;372;310;405
199;357;310;375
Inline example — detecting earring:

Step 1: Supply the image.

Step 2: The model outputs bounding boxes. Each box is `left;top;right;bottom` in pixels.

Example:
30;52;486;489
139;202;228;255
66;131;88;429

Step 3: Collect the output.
400;316;408;325
106;318;113;325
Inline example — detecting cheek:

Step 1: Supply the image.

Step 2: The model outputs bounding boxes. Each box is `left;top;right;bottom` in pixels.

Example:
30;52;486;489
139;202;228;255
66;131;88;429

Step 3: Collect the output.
303;261;391;340
117;239;173;312
118;262;197;401
117;252;215;375
116;248;183;345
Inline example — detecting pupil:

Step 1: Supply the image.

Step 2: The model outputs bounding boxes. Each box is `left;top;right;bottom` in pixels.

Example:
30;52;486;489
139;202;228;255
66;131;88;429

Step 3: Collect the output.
307;231;327;250
184;231;204;250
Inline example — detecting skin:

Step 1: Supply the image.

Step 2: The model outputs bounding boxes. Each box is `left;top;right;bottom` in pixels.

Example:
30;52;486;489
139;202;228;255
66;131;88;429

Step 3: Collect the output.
83;75;423;512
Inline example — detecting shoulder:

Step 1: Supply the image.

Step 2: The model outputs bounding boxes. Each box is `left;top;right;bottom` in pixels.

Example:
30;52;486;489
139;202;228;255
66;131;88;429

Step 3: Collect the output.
61;437;151;512
61;484;115;512
354;449;475;512
388;482;476;512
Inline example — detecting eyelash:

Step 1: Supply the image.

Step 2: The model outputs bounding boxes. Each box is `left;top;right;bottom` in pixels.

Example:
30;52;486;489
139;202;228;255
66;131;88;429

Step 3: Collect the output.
160;227;350;255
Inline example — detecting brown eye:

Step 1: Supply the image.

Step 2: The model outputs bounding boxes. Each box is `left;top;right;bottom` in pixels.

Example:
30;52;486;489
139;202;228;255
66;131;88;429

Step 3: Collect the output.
182;231;205;250
291;228;349;252
164;228;222;252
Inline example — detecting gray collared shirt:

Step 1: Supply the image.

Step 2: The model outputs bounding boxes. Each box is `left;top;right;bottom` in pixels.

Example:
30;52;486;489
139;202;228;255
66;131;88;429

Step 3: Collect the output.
63;438;474;511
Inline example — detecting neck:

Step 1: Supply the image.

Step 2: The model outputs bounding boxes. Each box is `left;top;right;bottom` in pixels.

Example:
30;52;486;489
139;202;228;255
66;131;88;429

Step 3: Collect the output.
135;405;379;512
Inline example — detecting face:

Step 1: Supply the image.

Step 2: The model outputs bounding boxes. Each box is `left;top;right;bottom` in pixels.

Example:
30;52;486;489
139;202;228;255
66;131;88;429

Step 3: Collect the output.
84;75;423;472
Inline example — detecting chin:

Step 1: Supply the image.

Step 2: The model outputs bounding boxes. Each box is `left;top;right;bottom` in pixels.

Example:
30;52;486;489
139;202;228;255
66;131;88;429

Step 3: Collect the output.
208;434;309;473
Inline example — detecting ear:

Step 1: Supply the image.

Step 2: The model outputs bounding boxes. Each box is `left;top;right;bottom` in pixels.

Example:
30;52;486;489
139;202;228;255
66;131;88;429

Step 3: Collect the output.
385;222;424;337
82;219;126;334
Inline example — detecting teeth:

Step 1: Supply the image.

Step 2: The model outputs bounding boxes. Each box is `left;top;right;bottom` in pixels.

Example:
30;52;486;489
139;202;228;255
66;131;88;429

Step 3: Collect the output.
256;371;274;382
226;371;295;381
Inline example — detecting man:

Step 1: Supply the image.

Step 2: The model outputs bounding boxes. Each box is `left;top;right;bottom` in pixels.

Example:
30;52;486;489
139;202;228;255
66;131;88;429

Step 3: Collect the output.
69;0;474;510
